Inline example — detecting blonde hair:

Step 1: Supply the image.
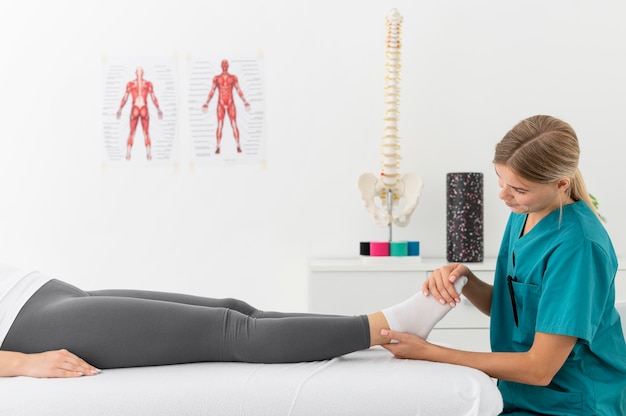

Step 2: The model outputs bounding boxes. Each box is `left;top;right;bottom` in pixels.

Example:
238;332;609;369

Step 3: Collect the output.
493;115;597;216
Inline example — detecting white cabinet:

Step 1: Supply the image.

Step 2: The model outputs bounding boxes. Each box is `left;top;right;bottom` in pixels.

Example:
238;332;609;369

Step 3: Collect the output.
309;257;626;352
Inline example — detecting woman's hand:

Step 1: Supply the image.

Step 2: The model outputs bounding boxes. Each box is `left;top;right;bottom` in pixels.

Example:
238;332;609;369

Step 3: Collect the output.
379;329;433;360
422;263;470;308
17;349;100;378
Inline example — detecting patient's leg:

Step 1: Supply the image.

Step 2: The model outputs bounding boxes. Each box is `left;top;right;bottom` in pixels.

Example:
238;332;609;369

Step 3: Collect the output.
87;288;330;319
88;288;265;315
86;289;429;348
3;280;370;368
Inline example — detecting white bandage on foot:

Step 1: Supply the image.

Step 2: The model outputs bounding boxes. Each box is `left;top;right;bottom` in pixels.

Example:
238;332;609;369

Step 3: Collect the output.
382;276;468;338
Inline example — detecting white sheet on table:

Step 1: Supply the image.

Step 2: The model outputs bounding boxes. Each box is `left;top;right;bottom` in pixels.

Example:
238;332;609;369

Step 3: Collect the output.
0;346;502;416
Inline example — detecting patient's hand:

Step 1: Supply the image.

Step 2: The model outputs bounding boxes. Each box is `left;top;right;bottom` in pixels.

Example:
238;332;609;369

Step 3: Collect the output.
17;349;100;378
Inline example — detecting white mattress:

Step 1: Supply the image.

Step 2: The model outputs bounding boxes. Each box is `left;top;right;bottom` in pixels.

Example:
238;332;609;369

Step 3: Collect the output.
0;346;502;416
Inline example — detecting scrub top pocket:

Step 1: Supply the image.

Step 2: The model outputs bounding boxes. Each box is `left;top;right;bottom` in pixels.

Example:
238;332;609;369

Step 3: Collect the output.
509;279;541;349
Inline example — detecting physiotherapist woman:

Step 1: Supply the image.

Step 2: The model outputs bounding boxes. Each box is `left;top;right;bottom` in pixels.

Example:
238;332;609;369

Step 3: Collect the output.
382;115;626;415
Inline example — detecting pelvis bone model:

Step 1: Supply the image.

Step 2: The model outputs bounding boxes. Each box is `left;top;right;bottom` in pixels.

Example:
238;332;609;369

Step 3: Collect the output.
358;8;423;228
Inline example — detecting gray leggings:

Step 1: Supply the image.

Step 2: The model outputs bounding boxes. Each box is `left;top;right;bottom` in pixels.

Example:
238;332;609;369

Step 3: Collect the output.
1;280;370;369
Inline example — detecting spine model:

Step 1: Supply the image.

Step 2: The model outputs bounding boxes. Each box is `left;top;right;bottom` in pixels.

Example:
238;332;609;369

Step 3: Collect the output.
381;8;402;193
358;8;423;230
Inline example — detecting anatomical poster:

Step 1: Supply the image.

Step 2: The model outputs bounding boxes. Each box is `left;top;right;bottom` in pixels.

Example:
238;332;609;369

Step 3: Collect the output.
187;56;266;166
102;57;179;166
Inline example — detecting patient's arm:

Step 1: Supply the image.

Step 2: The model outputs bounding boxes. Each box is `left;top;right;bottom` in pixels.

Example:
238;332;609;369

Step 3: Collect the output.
0;349;100;378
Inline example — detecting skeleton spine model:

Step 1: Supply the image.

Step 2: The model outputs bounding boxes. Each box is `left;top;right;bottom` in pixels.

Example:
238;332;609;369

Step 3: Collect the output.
358;8;423;230
381;8;402;191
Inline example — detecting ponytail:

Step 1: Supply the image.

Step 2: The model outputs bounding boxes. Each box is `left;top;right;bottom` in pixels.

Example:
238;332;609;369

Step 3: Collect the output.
570;168;601;219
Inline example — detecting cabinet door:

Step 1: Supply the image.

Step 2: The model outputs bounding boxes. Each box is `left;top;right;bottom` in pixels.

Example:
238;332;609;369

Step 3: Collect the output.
428;329;491;352
309;271;424;315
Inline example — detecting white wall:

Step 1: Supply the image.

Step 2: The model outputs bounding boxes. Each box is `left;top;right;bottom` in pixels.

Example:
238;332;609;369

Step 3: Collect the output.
0;0;624;311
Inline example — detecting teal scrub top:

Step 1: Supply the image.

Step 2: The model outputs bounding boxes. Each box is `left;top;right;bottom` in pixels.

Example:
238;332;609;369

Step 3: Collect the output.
490;201;626;415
